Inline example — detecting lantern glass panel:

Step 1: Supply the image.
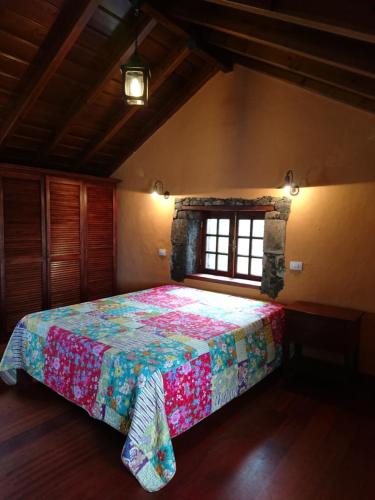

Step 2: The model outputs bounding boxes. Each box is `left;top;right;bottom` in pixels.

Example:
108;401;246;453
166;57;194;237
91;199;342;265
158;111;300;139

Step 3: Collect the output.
125;70;144;98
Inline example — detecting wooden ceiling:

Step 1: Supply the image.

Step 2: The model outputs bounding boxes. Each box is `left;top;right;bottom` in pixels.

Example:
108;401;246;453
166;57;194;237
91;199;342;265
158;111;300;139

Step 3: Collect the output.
0;0;374;177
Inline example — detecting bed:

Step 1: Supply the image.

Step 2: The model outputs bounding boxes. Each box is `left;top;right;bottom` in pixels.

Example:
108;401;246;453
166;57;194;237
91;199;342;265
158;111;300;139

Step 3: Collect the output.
0;285;285;491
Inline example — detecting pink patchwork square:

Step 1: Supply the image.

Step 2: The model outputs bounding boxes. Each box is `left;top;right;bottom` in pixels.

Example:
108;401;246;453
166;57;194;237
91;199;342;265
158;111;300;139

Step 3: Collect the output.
44;326;110;414
163;353;212;437
141;311;238;340
129;289;196;309
152;285;184;292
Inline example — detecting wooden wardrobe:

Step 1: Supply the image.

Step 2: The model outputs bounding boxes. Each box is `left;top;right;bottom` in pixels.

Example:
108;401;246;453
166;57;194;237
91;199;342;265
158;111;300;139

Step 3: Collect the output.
0;164;118;344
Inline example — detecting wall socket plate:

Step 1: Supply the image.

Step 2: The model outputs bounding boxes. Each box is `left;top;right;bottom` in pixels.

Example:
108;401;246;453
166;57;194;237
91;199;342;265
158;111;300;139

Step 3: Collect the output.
158;248;167;257
290;261;303;271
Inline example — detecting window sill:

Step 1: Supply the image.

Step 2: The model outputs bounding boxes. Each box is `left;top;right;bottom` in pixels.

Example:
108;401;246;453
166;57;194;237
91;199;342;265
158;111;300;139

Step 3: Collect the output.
186;273;261;289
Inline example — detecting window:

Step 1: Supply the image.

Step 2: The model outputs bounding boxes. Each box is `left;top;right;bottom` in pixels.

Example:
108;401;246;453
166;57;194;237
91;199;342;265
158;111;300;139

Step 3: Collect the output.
171;196;289;297
200;211;265;282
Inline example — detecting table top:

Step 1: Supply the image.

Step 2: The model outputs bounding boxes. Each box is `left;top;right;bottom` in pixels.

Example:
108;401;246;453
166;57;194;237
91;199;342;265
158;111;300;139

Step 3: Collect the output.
284;301;363;322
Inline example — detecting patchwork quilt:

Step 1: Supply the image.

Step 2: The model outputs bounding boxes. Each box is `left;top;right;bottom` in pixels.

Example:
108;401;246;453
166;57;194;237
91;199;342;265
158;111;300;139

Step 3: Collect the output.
0;285;284;491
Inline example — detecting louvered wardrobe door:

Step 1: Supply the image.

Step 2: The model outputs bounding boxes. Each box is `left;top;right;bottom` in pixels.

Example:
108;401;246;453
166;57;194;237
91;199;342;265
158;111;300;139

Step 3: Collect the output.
47;177;83;308
1;174;46;341
86;183;115;301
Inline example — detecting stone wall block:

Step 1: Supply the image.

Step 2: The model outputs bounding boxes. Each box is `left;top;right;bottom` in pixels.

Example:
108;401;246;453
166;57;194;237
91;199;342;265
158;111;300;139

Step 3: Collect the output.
264;219;286;254
275;255;285;278
274;198;291;217
265;211;280;220
171;219;188;244
261;254;285;298
187;211;202;220
254;196;273;205
260;258;271;292
202;198;213;205
170;243;187;281
186;220;201;274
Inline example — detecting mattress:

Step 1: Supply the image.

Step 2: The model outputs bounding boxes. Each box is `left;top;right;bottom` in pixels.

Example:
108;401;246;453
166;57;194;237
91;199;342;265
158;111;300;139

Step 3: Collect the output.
0;285;285;491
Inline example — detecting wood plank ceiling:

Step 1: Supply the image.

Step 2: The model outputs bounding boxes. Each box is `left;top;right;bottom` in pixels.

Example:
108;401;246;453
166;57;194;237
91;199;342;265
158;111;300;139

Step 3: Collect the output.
0;0;374;177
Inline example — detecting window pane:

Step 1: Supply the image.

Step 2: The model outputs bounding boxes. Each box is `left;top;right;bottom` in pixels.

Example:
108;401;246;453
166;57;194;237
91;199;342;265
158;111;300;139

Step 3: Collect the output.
218;219;230;235
217;254;228;272
206;219;217;234
238;219;251;237
251;257;263;277
252;219;265;237
206;236;217;252
237;237;250;256
237;256;249;274
251;238;264;257
205;253;216;269
218;237;229;254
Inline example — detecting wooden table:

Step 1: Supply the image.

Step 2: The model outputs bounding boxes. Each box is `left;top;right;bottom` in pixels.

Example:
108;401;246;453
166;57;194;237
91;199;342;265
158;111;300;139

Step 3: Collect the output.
283;301;363;380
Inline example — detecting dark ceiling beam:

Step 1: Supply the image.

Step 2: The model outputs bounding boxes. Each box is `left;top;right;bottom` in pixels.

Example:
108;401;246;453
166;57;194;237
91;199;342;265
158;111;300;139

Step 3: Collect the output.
233;53;375;115
108;65;219;172
41;15;157;157
168;1;375;79
79;42;192;166
141;1;232;72
0;0;99;146
209;32;375;101
203;0;375;44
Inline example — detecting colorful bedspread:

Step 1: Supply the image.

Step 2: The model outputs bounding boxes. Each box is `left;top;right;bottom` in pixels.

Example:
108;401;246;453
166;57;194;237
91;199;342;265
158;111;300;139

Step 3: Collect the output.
0;285;284;491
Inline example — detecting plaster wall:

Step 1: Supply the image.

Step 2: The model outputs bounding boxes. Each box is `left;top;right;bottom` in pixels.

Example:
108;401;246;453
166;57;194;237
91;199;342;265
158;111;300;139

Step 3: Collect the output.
114;65;375;374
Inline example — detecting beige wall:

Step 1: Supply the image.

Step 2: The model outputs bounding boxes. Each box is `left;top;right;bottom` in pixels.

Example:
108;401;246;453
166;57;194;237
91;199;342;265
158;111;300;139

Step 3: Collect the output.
113;65;375;374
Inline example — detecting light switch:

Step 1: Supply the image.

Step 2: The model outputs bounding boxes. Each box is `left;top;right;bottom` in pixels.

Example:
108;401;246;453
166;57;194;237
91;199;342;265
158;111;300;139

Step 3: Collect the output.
158;248;167;257
290;261;303;271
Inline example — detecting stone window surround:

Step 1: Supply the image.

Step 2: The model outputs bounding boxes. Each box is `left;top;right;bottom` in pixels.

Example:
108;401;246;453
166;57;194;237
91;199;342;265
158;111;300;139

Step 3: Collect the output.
170;196;291;299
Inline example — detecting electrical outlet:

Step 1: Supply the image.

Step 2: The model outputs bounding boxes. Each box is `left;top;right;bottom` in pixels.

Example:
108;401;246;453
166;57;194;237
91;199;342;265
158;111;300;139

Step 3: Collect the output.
290;261;303;271
158;248;167;257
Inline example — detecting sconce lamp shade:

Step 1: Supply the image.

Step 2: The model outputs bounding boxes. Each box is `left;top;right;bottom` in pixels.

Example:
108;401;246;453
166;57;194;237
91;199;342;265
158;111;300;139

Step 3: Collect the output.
152;180;170;199
121;55;150;106
283;169;300;196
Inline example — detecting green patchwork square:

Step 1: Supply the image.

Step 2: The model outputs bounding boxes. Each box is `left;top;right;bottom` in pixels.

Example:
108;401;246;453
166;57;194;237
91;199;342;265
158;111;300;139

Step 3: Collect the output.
211;366;238;411
22;332;46;382
245;326;267;370
235;338;247;362
208;333;237;374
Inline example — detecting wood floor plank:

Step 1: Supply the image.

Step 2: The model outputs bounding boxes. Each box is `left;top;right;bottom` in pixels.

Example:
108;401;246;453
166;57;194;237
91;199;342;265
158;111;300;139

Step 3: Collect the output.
0;372;374;499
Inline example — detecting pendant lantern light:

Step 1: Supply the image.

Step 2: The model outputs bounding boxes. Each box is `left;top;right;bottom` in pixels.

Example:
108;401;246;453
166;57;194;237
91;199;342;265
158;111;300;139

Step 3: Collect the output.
120;6;150;106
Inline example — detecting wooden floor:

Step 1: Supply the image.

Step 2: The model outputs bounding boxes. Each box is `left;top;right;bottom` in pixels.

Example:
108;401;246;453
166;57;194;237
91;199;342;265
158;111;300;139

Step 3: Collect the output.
1;372;374;500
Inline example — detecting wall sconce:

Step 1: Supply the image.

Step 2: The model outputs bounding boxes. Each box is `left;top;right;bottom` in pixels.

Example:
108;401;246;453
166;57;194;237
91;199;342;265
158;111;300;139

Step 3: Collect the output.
120;7;150;106
152;180;170;199
283;169;300;196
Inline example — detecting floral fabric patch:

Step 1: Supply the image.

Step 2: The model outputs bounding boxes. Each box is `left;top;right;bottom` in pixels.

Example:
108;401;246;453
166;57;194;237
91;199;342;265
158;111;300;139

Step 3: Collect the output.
141;311;238;340
129;287;196;309
255;303;285;344
163;353;212;437
211;366;238;411
22;330;46;382
208;334;237;374
44;326;110;414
